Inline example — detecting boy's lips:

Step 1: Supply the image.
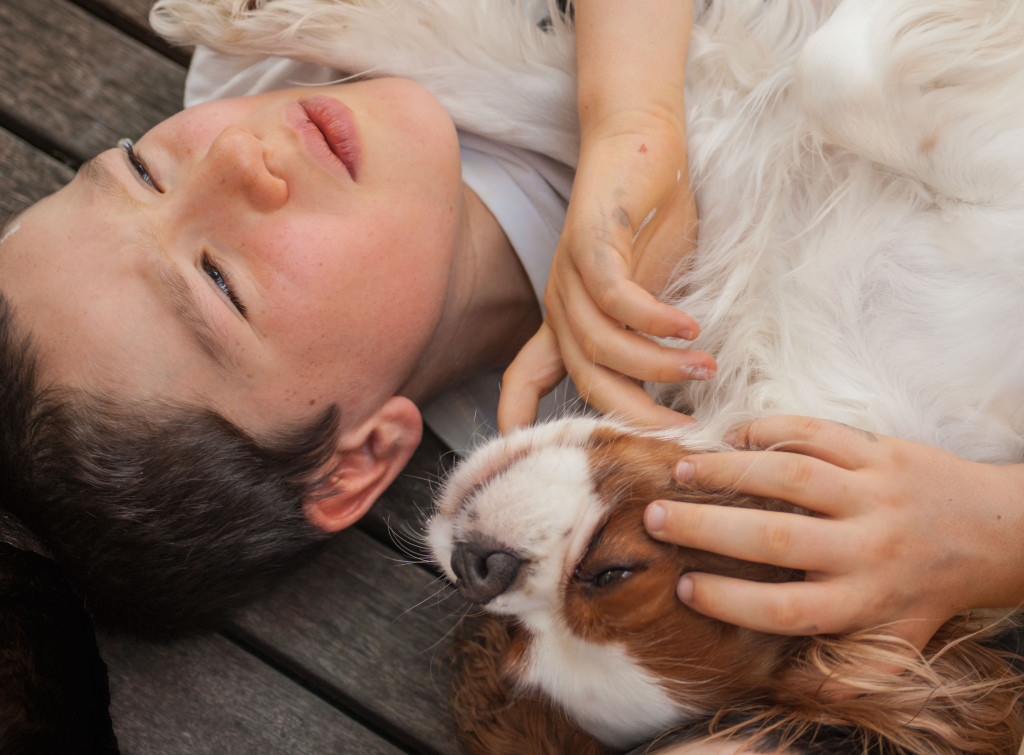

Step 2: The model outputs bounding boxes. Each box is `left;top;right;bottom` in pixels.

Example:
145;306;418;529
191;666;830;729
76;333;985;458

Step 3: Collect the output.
289;96;362;181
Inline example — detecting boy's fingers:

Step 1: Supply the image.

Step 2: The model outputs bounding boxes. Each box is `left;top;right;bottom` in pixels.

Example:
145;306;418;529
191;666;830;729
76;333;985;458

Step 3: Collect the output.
729;415;880;470
573;267;700;340
498;324;566;433
646;500;843;572
556;319;696;426
677;574;848;636
676;450;858;518
554;270;712;383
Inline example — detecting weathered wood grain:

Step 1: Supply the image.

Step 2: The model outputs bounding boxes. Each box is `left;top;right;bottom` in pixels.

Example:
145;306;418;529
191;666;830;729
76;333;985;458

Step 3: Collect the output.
101;630;406;754
0;0;183;163
230;527;463;755
73;0;193;65
88;0;156;29
0;128;73;220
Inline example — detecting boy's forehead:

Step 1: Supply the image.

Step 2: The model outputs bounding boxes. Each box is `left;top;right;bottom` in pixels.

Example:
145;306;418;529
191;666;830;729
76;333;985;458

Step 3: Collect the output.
0;183;83;267
0;215;22;246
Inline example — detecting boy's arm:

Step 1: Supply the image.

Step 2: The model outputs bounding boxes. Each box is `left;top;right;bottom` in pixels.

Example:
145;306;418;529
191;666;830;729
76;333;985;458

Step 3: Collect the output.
499;0;713;431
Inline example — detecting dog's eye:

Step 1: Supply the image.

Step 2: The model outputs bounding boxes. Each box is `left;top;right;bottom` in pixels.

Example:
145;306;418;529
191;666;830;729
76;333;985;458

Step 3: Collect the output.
594;568;632;587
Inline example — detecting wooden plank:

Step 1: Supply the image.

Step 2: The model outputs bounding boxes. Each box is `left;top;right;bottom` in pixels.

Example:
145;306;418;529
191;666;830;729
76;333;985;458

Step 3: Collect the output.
230;527;463;755
100;631;406;755
0;0;184;163
73;0;193;65
0;129;73;220
93;0;156;28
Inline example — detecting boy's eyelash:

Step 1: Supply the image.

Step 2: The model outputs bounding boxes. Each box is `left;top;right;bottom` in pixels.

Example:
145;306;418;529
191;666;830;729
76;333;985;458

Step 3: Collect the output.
117;138;160;191
201;253;248;318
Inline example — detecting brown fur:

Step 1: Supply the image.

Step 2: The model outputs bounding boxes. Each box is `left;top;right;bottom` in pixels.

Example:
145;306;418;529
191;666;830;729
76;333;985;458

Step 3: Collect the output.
448;613;612;755
449;427;1024;754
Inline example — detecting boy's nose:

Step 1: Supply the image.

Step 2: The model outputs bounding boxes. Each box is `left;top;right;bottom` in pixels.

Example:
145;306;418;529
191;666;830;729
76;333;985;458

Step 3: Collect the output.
201;126;287;212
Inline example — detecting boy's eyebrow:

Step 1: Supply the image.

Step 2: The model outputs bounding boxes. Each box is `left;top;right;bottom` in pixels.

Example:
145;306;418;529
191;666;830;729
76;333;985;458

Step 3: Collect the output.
148;244;234;370
79;155;128;205
80;155;234;369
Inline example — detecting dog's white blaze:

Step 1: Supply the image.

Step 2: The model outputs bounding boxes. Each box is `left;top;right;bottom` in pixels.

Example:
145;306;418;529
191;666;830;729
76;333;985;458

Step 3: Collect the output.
456;446;604;618
429;419;611;605
520;619;688;749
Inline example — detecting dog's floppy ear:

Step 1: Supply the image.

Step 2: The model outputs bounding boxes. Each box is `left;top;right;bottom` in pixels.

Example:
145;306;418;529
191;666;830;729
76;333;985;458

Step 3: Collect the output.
448;613;612;755
303;396;422;532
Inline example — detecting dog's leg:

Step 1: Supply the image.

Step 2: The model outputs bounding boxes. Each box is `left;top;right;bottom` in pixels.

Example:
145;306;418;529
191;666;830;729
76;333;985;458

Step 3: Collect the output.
797;0;1024;206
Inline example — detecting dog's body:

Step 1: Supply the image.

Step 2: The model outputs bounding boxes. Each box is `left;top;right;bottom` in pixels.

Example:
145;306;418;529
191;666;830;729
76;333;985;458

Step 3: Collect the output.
427;0;1024;752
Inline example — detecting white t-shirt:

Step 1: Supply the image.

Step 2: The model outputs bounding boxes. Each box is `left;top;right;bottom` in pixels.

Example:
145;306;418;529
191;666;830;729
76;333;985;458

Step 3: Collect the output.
184;48;576;455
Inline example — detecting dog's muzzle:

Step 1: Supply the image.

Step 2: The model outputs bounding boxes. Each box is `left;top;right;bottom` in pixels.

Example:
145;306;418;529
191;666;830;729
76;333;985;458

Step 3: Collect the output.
450;540;521;604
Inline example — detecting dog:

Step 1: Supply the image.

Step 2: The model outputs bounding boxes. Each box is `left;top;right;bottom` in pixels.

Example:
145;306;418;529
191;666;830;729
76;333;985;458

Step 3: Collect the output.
148;0;1024;750
426;0;1024;752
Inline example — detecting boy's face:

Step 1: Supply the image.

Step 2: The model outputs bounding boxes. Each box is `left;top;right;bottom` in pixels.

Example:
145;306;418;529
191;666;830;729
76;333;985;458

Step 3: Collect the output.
0;78;463;435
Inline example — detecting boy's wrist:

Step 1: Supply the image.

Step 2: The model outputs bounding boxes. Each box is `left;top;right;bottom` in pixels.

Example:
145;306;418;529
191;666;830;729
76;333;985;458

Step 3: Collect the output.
574;0;691;130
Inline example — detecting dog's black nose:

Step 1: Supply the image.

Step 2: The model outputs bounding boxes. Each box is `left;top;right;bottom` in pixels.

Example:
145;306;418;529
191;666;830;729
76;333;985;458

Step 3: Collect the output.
450;541;521;604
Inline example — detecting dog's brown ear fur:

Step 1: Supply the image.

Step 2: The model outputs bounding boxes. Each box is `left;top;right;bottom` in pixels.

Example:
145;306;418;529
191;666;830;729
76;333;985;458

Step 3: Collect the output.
448;613;612;755
717;612;1024;755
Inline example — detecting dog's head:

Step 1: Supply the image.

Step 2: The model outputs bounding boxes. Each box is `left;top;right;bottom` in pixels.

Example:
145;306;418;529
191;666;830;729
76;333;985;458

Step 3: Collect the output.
428;417;1024;754
427;416;803;748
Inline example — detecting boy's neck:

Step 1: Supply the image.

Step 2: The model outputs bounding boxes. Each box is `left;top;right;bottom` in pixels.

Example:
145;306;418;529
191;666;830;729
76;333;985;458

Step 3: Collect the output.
398;184;542;406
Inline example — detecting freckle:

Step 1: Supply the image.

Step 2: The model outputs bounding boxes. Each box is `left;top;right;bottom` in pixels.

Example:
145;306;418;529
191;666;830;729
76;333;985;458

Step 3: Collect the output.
639;143;647;154
308;398;316;406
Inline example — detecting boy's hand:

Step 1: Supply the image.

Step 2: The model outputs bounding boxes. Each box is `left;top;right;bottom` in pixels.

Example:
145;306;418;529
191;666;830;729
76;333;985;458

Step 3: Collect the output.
645;416;1024;649
499;110;713;431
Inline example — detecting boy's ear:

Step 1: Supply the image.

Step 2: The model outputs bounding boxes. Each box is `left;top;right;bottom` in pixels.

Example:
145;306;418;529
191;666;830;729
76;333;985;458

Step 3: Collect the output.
304;396;423;532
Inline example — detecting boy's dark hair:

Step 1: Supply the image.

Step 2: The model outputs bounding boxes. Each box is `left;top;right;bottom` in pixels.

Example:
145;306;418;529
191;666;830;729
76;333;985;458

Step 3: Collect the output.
0;292;337;635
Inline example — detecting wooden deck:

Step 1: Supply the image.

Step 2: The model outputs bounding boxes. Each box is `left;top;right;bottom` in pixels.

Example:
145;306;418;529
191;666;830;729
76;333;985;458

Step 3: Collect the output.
0;2;465;751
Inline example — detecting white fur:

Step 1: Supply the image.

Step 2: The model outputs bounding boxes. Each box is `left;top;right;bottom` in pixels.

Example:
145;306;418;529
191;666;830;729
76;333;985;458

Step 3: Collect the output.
519;617;688;749
666;0;1024;454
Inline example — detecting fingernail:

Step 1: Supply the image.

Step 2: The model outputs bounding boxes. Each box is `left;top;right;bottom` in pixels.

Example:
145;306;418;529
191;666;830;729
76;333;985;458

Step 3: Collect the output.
723;430;737;447
677;575;694;603
685;365;715;380
677;328;696;340
673;460;694;482
645;502;666;533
